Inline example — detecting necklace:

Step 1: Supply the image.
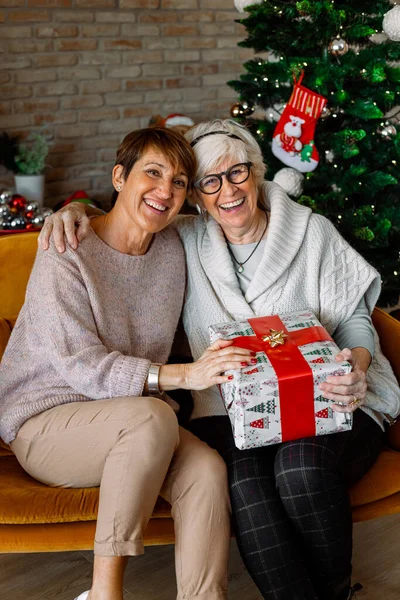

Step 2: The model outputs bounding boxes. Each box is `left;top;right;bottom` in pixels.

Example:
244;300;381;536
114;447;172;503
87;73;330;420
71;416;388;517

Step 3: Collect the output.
227;212;269;274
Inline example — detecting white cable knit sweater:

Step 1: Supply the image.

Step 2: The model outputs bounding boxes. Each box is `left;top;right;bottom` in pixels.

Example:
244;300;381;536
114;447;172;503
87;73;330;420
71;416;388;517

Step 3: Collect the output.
176;181;400;430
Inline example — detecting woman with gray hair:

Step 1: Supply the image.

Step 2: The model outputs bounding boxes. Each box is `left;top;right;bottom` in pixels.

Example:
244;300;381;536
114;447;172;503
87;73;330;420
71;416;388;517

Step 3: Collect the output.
39;119;400;600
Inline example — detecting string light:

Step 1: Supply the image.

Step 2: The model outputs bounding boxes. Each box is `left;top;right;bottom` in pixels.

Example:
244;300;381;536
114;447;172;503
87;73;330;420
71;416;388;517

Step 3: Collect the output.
338;215;342;219
257;129;261;134
392;160;397;165
263;77;268;81
395;271;398;276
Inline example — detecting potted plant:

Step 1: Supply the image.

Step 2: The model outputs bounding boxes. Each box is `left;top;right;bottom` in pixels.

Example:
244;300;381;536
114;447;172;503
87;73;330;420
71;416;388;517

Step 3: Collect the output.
0;132;50;207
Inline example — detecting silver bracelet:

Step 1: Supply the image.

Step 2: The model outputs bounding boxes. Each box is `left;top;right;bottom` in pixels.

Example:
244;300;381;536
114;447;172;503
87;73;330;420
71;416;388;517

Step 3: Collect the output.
147;363;162;395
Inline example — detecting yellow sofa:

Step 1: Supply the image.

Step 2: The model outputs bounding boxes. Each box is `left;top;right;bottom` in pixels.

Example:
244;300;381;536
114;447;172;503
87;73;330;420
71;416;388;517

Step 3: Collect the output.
0;232;400;553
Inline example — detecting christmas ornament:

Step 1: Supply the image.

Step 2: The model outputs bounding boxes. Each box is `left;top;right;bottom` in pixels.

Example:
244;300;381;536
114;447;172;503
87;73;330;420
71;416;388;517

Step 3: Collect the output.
234;0;262;13
31;213;45;226
328;37;349;56
273;167;305;198
383;6;400;41
0;189;12;204
10;216;26;229
0;194;52;232
10;194;27;212
272;72;327;173
320;106;331;119
230;101;254;118
26;201;39;212
0;205;11;218
378;123;397;138
42;207;54;218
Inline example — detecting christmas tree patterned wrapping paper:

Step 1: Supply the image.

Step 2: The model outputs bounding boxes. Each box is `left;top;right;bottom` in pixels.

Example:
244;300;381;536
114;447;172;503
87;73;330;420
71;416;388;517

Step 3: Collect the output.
209;311;352;450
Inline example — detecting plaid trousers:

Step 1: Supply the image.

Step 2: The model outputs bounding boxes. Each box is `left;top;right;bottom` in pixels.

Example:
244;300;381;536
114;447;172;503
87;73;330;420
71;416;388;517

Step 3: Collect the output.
189;409;383;600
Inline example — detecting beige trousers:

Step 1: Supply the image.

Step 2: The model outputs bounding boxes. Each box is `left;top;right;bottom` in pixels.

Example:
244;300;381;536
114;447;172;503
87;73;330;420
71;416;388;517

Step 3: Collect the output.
11;396;231;600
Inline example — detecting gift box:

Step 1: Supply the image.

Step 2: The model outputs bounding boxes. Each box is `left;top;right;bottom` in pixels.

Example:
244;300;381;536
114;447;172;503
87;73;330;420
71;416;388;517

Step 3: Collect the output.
209;311;353;450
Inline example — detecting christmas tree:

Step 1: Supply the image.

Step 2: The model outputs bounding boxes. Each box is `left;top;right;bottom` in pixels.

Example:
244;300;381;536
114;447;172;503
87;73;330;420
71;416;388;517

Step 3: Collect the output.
229;0;400;305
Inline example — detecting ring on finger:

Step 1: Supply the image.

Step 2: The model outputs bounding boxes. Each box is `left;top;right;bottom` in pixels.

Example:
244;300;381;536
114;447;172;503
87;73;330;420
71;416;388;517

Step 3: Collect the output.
350;394;361;406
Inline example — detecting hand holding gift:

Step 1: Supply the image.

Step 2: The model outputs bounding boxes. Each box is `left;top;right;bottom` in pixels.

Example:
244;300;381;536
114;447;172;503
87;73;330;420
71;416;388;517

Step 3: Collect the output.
319;347;368;413
209;311;354;450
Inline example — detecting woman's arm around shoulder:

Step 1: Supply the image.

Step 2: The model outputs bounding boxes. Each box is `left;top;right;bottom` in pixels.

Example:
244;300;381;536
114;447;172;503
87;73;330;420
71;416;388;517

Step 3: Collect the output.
38;201;102;253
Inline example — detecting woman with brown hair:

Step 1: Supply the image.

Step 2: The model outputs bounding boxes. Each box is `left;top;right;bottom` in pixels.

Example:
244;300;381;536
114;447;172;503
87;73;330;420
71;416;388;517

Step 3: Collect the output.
0;127;254;600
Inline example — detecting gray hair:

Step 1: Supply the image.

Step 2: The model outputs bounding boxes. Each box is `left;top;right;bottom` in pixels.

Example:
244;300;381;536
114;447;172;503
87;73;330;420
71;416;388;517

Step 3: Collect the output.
184;119;267;196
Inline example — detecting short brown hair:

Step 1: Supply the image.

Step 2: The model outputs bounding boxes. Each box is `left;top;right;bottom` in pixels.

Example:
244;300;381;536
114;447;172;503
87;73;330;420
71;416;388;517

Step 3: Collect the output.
111;127;196;206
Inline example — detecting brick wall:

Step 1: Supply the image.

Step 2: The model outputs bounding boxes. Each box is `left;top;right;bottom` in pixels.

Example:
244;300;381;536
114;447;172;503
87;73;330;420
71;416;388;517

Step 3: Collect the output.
0;1;252;207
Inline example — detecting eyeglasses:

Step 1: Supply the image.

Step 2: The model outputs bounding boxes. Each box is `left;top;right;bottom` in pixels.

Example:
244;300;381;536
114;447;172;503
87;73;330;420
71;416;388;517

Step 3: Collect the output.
193;162;253;195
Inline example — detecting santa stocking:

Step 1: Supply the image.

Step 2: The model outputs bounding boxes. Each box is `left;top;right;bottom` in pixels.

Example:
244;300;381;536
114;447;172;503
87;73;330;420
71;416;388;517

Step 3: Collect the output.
272;73;327;173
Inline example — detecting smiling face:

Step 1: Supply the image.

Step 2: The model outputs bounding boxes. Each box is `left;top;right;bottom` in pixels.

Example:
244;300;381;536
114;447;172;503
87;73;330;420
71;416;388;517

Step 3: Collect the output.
195;158;260;236
113;147;189;236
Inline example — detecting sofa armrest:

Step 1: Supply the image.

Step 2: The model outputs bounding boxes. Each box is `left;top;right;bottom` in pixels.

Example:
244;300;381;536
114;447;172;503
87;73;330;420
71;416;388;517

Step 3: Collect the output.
372;308;400;451
372;307;400;382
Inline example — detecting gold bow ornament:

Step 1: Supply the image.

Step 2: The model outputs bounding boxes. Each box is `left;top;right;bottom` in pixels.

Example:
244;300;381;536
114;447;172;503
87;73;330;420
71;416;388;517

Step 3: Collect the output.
261;329;288;348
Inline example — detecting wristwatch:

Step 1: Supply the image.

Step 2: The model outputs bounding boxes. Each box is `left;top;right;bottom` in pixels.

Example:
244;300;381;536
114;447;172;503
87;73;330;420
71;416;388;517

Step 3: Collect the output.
147;363;162;395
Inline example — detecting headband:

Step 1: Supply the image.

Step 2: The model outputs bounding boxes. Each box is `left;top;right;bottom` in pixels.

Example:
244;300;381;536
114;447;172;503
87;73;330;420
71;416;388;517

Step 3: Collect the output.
190;131;242;147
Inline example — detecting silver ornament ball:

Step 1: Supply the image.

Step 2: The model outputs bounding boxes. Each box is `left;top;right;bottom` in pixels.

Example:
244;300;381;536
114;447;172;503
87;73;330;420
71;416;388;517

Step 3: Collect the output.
0;205;11;218
26;201;39;212
10;217;26;229
378;123;397;139
383;6;400;41
321;106;332;119
31;213;45;226
234;0;262;12
42;207;54;218
0;189;13;205
273;168;304;198
328;37;349;56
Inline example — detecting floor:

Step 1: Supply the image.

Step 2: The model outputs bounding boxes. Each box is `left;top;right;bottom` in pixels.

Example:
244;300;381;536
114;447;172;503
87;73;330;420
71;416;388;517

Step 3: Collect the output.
1;514;399;599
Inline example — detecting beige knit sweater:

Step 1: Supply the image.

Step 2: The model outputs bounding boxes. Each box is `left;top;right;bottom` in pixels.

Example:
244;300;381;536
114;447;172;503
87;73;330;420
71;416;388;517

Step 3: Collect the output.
0;226;185;444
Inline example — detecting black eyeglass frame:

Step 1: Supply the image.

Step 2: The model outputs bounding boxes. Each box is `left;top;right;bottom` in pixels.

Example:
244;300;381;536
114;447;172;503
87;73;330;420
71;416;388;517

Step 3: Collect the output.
193;162;253;195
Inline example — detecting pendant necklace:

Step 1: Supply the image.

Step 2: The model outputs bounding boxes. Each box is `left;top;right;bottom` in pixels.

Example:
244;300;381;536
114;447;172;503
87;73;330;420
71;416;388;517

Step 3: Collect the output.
228;212;269;274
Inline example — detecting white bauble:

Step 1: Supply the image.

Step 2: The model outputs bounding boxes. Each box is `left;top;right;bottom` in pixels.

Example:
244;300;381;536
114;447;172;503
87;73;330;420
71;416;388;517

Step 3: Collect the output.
273;168;304;198
234;0;263;13
383;6;400;41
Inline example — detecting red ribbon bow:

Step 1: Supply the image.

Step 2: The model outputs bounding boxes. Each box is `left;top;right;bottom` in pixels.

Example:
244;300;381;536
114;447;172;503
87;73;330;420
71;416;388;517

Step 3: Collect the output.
230;316;333;441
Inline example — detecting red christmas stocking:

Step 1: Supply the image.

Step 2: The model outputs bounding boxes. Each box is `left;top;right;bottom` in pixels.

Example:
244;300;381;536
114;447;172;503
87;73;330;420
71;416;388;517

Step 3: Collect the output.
272;73;327;173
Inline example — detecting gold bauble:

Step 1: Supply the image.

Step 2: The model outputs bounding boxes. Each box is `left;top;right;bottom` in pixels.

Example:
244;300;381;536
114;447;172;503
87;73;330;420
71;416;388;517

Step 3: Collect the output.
230;101;254;118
